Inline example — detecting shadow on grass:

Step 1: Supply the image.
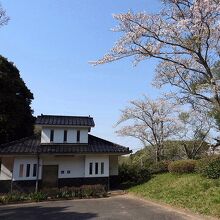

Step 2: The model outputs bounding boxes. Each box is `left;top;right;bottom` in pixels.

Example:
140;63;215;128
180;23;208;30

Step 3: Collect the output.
0;205;98;220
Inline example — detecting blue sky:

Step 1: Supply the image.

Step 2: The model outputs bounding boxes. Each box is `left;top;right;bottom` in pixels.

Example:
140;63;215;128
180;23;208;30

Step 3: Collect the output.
0;0;163;152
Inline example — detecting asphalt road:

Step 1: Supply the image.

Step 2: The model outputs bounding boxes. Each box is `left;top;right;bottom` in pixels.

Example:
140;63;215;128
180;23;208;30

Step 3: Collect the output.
0;195;207;220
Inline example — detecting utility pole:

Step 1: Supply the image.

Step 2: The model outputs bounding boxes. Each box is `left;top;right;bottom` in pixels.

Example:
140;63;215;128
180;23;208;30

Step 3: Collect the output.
35;154;40;193
10;169;13;193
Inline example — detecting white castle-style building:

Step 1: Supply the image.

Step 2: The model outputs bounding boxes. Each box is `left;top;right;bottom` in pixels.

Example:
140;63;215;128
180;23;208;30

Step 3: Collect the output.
0;115;131;192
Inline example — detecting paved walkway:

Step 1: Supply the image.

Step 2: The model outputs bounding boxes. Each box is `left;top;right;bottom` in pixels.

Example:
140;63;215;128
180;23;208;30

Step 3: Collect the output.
0;195;212;220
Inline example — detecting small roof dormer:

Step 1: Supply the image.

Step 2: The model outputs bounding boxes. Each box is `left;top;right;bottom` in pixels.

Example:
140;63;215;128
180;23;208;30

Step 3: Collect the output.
35;115;95;128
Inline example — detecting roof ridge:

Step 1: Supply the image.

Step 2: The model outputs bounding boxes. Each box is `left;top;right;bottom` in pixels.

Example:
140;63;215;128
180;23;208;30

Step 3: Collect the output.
37;115;93;118
35;115;95;127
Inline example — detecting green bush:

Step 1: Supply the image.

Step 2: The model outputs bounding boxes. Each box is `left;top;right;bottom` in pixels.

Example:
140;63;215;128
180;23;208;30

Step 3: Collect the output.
119;163;151;188
149;160;171;174
0;185;107;204
81;185;106;197
28;192;48;202
56;185;106;199
168;160;196;174
0;192;29;204
196;156;220;179
41;187;59;198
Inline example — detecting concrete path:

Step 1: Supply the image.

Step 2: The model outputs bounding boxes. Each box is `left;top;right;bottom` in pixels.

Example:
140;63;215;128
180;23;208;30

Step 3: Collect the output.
0;195;213;220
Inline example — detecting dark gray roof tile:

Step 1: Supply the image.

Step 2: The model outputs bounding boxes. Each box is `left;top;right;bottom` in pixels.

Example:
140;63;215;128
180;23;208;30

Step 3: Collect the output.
35;115;95;127
0;135;131;155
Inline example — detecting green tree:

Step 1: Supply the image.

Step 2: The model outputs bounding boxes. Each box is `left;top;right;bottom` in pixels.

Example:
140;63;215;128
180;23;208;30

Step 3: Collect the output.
0;56;34;144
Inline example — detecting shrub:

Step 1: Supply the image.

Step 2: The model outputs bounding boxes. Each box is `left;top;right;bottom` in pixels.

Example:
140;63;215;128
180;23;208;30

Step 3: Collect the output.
196;156;220;179
28;192;47;202
81;185;106;197
0;192;27;204
168;160;196;174
41;187;59;198
0;185;107;204
119;163;151;188
57;185;106;199
149;160;171;174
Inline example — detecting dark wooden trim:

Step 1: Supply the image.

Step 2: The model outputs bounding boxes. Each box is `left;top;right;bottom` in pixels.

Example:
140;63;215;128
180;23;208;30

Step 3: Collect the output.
109;175;120;189
58;177;109;188
0;175;120;193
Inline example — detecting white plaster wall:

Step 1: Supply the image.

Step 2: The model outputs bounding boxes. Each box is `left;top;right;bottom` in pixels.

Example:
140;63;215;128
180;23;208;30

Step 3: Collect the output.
13;157;42;181
0;157;14;180
67;129;76;143
42;156;85;178
0;164;12;180
109;156;118;176
85;155;109;177
58;156;85;178
41;128;50;143
54;129;63;143
80;128;88;143
41;127;88;144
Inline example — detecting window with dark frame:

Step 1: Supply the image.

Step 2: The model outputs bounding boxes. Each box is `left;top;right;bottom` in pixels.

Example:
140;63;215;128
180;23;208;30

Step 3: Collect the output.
89;162;93;175
101;162;104;174
77;130;80;142
95;162;98;175
26;164;30;177
33;164;37;177
50;129;54;142
63;130;67;142
61;170;64;174
67;170;70;174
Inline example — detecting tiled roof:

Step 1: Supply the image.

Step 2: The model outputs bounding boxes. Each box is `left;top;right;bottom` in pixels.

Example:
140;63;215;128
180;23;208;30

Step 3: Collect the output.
0;135;40;155
35;115;95;127
0;135;131;155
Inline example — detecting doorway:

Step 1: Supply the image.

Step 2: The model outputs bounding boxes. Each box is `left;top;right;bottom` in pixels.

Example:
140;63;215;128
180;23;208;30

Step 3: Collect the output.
42;165;58;188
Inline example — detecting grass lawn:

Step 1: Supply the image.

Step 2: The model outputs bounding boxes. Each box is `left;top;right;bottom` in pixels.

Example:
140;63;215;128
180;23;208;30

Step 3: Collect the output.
128;173;220;218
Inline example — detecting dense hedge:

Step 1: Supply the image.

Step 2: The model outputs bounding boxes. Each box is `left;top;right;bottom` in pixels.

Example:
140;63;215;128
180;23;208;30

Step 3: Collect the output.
196;156;220;179
149;160;171;174
0;185;107;204
168;160;196;174
119;163;151;188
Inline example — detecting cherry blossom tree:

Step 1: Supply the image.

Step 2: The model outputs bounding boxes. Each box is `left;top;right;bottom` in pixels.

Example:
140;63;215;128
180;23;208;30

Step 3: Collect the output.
177;110;213;159
0;3;9;27
116;96;179;162
91;0;220;114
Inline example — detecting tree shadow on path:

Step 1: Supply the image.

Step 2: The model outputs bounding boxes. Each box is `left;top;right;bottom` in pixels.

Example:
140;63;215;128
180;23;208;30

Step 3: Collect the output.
0;205;98;220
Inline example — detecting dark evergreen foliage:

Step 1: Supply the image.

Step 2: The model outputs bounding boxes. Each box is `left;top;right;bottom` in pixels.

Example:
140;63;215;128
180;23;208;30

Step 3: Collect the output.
0;56;34;144
196;156;220;179
118;163;151;188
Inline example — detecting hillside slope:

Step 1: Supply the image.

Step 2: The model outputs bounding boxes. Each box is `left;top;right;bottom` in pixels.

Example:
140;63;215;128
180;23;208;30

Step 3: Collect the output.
128;173;220;218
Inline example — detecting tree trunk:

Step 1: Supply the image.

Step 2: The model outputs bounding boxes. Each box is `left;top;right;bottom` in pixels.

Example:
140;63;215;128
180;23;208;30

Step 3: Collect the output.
155;146;161;163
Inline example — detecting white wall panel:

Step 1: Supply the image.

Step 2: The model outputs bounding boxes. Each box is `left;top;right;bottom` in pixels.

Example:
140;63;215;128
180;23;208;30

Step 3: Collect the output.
42;156;85;178
41;127;88;144
85;155;109;177
13;157;42;181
